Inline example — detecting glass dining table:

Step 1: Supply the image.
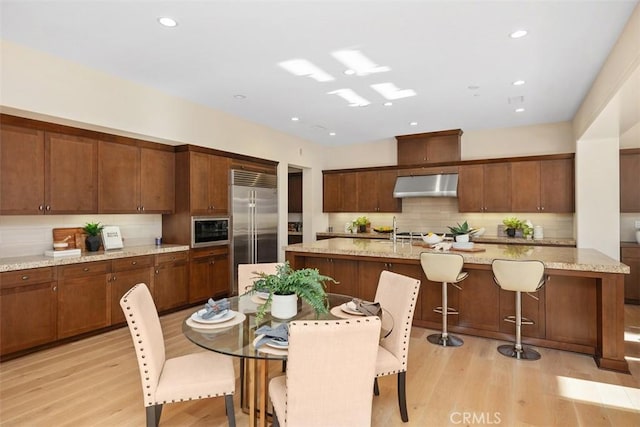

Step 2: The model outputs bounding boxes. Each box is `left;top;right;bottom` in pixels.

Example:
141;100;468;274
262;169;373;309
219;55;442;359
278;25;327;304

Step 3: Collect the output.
182;293;393;427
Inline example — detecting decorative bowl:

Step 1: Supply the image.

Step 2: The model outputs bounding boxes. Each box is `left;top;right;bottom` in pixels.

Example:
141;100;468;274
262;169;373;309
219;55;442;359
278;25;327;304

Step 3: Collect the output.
53;241;69;251
422;233;444;245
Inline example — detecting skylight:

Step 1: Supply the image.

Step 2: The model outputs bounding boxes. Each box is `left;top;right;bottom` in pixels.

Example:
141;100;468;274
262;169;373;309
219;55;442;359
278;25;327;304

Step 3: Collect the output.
327;89;370;107
332;50;390;76
278;59;335;82
371;82;416;100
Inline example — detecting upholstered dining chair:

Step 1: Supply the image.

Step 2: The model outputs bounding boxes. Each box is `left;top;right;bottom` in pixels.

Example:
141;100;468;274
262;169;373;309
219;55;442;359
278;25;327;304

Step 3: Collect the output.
269;317;382;427
373;270;421;423
120;283;236;427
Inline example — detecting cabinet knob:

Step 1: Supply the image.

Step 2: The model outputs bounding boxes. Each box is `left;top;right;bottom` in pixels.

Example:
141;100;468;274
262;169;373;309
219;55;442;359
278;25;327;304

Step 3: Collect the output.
38;205;44;211
45;205;51;211
112;275;117;281
141;206;145;211
83;267;89;272
541;206;545;211
131;261;137;265
155;269;160;274
52;286;57;292
21;275;29;280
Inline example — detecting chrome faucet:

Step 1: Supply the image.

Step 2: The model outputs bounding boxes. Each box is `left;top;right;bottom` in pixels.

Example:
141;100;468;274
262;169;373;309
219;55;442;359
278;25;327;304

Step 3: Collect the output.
392;216;397;244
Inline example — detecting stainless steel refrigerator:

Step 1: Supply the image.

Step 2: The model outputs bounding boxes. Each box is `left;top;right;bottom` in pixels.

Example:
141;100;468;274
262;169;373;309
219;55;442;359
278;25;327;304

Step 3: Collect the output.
231;169;278;294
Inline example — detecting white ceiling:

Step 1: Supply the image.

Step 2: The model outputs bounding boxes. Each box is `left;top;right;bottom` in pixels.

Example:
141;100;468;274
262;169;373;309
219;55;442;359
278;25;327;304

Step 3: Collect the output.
1;0;638;146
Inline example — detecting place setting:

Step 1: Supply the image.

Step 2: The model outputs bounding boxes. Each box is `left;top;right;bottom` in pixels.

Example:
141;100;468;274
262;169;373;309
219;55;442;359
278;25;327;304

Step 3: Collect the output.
186;297;246;330
252;323;289;355
331;298;382;318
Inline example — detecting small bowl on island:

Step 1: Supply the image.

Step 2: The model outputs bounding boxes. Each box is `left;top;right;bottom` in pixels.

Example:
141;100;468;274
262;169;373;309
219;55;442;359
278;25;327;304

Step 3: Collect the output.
421;233;444;245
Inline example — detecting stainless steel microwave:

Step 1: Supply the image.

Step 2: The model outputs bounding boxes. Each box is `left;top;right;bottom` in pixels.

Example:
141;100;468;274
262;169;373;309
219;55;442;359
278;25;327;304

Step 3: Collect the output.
191;217;230;248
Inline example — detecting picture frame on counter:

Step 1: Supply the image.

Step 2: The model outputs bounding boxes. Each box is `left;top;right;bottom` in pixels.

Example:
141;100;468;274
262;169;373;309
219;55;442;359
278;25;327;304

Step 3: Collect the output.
101;225;124;250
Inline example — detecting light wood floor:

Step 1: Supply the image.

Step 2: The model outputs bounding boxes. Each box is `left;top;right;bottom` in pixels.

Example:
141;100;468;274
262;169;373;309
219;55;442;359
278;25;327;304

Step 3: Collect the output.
1;306;639;427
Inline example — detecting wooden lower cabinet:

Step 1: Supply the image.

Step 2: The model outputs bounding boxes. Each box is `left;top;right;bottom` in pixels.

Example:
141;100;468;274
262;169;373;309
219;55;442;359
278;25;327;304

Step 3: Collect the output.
189;246;230;303
622;246;640;304
303;256;358;297
109;256;154;325
0;268;57;356
154;251;189;311
57;261;110;339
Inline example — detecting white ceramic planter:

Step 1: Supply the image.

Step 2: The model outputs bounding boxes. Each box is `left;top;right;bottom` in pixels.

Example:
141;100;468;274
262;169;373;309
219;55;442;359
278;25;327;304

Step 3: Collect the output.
455;234;470;243
271;293;298;319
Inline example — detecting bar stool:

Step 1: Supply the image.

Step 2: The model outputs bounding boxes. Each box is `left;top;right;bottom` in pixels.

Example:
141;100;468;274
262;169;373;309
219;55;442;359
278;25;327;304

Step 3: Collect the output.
420;252;468;347
492;259;546;360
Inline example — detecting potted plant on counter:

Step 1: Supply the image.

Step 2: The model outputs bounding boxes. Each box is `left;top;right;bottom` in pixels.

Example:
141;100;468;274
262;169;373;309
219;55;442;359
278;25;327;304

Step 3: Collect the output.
83;222;104;252
247;262;337;322
354;216;370;233
502;217;523;237
448;221;472;242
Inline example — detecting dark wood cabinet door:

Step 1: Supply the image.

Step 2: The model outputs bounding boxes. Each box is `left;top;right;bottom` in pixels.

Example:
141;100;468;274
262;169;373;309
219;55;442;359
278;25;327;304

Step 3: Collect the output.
109;267;153;325
483;163;511;212
356;171;378;212
622;247;640;304
457;165;484;212
323;173;343;212
0;125;45;214
397;138;427;165
328;258;358;297
140;147;175;213
154;260;189;312
0;282;57;355
98;141;140;213
46;132;98;214
210;253;230;298
511;161;541;212
342;172;358;212
458;269;500;331
288;173;303;213
208;155;229;214
357;261;386;302
376;170;401;212
426;135;460;163
57;273;109;339
189;151;211;214
540;158;574;212
189;256;214;303
620;150;640;212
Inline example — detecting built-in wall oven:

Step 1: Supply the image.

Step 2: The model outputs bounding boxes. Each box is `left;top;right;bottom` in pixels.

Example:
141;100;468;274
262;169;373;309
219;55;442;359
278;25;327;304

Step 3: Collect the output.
191;217;230;248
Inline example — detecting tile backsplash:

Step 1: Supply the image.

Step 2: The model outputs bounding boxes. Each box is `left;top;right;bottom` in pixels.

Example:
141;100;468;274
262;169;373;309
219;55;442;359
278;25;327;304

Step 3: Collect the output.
0;215;162;258
329;198;575;238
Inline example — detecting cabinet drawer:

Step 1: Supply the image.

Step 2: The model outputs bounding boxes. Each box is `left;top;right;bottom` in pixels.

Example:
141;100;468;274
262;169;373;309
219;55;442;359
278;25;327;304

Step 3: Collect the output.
191;246;228;259
1;267;54;289
622;247;640;258
59;261;111;278
156;251;188;265
112;255;154;272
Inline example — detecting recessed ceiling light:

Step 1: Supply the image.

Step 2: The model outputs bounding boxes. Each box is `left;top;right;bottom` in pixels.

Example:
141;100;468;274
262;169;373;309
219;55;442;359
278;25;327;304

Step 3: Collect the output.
409;122;418;126
291;117;299;121
329;132;336;136
468;85;480;90
344;69;356;76
233;94;246;100
158;17;177;27
515;108;525;113
513;80;525;86
510;29;528;39
383;102;393;107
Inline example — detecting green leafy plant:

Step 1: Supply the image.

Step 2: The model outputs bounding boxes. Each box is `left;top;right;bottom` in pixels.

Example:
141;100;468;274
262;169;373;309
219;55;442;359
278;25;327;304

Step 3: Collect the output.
83;222;104;236
447;221;471;236
354;216;369;226
247;262;337;322
502;217;522;230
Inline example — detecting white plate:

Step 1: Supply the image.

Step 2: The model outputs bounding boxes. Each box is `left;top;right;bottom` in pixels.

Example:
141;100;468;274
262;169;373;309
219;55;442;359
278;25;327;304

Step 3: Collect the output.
340;302;364;316
265;339;289;349
256;291;270;300
191;309;236;324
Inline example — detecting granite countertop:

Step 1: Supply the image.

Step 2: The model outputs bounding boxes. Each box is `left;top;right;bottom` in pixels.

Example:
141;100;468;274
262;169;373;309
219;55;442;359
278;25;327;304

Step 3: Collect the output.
286;238;629;274
316;231;576;246
0;244;190;273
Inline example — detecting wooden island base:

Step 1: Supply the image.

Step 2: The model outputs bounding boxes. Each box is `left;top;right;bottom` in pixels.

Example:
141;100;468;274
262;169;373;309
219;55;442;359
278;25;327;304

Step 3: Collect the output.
286;240;630;374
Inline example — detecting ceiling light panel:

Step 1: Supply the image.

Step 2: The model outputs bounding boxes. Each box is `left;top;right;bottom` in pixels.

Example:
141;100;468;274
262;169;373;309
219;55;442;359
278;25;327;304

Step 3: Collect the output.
328;88;371;107
278;59;335;82
331;50;390;76
158;17;177;27
370;82;416;100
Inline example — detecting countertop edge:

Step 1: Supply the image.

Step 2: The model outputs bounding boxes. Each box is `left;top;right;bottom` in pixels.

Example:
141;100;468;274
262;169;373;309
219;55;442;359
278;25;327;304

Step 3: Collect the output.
0;244;190;272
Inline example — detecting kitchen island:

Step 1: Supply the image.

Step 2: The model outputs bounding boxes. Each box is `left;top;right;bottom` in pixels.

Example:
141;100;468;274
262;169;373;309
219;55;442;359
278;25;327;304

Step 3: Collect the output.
285;238;630;373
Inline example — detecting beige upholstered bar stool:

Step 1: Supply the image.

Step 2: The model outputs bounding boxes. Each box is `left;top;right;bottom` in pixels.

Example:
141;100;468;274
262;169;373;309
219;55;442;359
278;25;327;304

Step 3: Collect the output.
420;252;468;347
492;259;546;360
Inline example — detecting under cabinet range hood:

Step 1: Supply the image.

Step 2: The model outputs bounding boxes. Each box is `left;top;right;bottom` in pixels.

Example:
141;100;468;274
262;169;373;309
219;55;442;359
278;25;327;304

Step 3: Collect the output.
393;174;458;198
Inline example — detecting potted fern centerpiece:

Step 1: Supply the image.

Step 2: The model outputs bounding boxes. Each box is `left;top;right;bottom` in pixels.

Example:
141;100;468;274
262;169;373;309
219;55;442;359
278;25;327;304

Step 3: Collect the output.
248;262;337;321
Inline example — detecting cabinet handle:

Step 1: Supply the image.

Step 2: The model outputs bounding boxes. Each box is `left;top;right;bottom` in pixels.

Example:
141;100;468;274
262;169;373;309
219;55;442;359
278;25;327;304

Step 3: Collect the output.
141;206;145;211
52;286;57;292
21;275;29;280
38;205;44;211
83;267;89;272
112;275;116;281
46;205;51;211
155;269;160;274
131;261;137;265
541;206;545;211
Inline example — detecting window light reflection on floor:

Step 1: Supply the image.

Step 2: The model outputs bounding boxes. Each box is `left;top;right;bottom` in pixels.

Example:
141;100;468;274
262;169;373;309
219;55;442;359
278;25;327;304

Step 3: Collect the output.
555;376;640;412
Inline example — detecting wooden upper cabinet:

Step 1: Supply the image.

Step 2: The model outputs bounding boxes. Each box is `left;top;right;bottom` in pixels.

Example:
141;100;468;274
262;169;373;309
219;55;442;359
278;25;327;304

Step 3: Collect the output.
356;170;400;213
46;132;98;214
0;126;98;215
323;172;359;212
396;129;462;166
458;163;511;212
190;152;229;215
140;147;175;213
511;158;574;213
98;141;140;213
99;142;175;214
288;172;302;213
620;149;640;212
0;125;46;214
